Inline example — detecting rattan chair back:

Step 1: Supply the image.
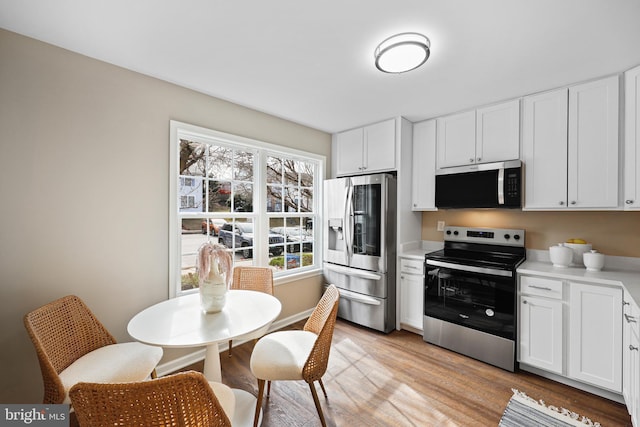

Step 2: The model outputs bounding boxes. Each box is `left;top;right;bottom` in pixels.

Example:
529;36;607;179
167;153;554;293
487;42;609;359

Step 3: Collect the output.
302;284;340;383
24;295;117;404
69;371;232;427
230;266;274;295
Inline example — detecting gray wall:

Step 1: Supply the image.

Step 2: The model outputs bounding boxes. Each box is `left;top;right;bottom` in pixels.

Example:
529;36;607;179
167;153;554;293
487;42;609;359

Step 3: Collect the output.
0;29;331;403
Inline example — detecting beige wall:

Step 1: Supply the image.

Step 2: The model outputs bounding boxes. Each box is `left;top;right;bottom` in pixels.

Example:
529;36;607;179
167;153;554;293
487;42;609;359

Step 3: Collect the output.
0;29;331;403
421;210;640;257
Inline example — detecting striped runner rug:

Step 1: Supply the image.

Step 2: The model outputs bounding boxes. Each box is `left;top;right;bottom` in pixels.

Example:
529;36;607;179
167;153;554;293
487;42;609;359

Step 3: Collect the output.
499;389;602;427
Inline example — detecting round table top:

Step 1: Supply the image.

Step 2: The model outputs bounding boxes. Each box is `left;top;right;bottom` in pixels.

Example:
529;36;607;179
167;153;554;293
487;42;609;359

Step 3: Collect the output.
127;290;282;348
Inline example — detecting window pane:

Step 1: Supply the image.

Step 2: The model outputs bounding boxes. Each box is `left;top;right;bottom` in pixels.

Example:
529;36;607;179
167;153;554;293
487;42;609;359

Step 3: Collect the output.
179;176;205;213
208;146;232;180
207;180;231;213
266;156;282;184
300;186;313;213
284;187;299;212
299;161;314;187
267;185;283;212
283;159;299;186
217;219;255;260
234;151;254;181
179;140;207;177
233;183;253;212
180;219;211;291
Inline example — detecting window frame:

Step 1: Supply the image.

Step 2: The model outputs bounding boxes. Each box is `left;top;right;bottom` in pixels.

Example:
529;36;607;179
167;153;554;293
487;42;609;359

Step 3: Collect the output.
169;120;325;298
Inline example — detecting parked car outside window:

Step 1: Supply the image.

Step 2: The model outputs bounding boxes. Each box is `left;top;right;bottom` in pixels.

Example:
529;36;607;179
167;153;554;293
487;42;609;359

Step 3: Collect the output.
218;223;284;258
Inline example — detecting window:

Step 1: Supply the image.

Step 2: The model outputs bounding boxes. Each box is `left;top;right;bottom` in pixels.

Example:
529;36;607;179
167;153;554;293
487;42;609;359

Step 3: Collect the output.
169;121;324;296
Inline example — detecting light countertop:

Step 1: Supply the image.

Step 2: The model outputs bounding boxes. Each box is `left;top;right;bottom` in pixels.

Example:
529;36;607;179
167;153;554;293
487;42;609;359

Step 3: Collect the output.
518;260;640;306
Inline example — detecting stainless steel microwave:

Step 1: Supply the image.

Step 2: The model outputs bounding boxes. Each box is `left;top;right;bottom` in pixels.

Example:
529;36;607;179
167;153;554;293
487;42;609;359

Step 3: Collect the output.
435;160;522;209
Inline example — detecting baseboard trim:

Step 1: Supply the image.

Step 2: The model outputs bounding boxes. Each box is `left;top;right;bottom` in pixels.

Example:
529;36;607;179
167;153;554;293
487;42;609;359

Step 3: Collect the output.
155;308;315;377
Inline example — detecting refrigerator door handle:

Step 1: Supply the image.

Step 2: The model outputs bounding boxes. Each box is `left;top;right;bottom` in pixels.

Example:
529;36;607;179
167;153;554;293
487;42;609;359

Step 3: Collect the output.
323;263;382;281
345;179;354;259
336;287;382;306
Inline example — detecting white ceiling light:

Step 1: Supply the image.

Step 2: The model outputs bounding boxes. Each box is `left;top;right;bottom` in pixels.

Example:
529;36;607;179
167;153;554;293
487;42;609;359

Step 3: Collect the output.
374;32;431;74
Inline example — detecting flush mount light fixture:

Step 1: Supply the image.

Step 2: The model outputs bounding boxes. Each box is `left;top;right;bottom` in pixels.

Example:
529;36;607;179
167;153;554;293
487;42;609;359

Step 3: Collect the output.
374;32;431;74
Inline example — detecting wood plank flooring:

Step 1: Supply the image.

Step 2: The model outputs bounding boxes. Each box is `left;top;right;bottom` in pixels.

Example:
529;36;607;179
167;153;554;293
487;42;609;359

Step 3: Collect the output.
178;319;632;426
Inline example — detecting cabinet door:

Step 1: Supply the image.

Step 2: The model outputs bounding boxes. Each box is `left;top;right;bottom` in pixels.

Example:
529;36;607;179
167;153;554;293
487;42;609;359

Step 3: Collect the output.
412;119;436;210
436;110;476;168
568;75;619;208
476;99;520;164
521;88;569;209
568;282;622;392
625;65;640;209
335;127;364;176
400;273;424;330
519;295;564;374
364;119;396;173
623;295;639;418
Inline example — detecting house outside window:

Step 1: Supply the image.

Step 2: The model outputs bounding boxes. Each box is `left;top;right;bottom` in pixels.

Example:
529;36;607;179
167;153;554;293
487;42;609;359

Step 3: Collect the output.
170;121;324;296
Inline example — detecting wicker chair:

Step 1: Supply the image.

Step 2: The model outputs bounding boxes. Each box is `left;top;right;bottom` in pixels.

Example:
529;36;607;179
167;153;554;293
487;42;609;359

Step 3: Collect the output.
69;371;234;427
250;284;340;427
23;295;163;405
227;266;275;357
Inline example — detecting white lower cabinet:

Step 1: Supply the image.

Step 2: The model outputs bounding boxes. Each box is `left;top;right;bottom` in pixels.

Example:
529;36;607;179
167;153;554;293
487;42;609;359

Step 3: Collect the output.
520;295;564;374
568;282;622;392
399;257;424;331
518;275;624;394
623;292;640;426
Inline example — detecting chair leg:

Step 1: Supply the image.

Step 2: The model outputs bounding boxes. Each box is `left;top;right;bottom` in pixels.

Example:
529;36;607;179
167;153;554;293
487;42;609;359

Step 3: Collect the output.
308;381;327;427
228;340;233;357
318;378;328;399
254;379;265;427
151;369;158;379
267;380;271;397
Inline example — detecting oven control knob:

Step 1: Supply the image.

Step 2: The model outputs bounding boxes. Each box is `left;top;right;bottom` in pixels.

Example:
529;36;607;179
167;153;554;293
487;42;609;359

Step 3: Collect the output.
446;230;452;235
504;234;511;240
513;234;521;240
453;230;459;236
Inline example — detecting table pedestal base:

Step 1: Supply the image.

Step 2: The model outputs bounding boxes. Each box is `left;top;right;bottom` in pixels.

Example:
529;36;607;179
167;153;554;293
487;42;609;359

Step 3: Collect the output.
232;389;262;427
203;343;222;382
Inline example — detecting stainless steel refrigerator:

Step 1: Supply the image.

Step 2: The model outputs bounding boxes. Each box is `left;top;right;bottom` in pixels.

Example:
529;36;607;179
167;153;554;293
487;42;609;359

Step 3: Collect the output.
323;173;396;333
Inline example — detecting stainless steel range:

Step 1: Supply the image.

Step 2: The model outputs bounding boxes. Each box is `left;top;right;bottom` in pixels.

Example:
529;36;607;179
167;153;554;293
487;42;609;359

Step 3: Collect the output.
423;226;525;371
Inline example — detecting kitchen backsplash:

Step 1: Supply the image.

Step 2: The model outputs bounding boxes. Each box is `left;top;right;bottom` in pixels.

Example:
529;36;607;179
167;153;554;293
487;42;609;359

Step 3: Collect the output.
421;210;640;258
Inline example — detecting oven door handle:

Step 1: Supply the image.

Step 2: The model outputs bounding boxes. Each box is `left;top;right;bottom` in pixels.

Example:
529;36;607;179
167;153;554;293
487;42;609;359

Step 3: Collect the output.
425;259;513;278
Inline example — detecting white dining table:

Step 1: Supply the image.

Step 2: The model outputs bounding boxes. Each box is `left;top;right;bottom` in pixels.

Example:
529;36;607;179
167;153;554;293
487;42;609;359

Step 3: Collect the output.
127;290;282;426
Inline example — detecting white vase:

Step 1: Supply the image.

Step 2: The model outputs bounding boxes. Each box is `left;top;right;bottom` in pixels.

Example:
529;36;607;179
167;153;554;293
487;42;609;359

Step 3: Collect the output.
199;279;227;313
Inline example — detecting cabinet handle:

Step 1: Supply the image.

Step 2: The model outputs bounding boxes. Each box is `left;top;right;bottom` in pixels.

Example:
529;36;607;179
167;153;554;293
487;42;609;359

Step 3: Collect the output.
624;314;637;323
401;275;405;279
570;201;577;205
469;158;474;163
626;200;634;204
630;345;639;351
559;201;565;206
477;157;482;162
523;300;528;304
530;285;553;291
623;300;630;306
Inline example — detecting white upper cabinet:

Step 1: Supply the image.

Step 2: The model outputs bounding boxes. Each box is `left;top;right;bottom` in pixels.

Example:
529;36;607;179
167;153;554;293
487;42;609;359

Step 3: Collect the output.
523;75;619;210
522;88;569;209
437;110;476;168
476;99;520;164
335;118;396;176
411;119;437;210
625;65;640;209
568;76;619;208
437;99;520;169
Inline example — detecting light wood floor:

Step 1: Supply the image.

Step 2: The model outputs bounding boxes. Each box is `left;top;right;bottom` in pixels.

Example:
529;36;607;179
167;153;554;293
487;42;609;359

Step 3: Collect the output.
180;319;632;426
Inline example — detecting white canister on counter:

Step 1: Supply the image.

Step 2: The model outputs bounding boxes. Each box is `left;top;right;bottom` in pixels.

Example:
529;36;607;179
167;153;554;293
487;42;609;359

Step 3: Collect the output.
583;250;605;271
549;243;573;268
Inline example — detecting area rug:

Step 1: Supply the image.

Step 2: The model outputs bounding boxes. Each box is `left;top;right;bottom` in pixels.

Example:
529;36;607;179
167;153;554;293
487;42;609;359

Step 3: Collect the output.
499;389;602;427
